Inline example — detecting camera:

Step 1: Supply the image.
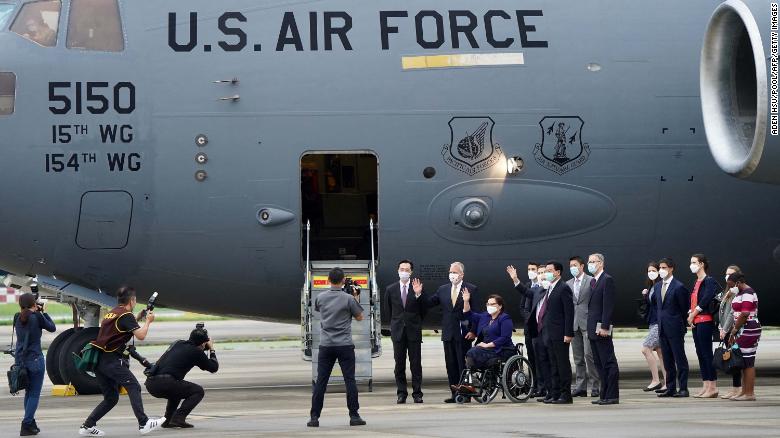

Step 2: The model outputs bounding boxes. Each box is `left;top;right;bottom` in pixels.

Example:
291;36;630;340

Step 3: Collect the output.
195;322;205;330
137;291;159;321
343;277;361;298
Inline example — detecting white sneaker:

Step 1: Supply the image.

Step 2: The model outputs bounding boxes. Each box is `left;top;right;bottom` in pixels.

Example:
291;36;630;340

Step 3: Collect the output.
79;426;106;436
139;417;165;435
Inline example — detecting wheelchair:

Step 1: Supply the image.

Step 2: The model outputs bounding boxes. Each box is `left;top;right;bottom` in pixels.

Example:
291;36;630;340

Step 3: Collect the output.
454;342;535;404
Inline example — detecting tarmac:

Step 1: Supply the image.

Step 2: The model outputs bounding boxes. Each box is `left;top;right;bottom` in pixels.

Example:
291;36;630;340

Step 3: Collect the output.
0;320;778;437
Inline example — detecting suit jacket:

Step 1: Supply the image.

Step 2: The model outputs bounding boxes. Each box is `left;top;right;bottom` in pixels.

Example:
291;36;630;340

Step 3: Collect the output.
586;272;616;341
655;277;690;338
516;281;534;325
566;273;594;332
427;281;479;341
514;281;545;336
466;311;515;353
539;280;575;344
385;281;426;343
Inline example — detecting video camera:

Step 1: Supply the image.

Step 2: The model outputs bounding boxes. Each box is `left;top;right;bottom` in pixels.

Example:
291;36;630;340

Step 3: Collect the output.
126;345;153;370
136;291;158;322
343;277;361;298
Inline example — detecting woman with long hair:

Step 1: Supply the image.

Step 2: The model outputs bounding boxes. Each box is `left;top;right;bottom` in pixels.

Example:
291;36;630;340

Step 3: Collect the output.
14;292;56;436
640;261;666;392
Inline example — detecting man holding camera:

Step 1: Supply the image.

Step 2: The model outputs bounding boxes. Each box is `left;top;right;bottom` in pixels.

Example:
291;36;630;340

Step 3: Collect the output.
308;267;366;428
79;287;164;437
144;325;219;428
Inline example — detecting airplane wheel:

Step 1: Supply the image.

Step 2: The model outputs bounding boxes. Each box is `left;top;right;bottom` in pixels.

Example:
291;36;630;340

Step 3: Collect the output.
46;328;76;385
58;327;101;395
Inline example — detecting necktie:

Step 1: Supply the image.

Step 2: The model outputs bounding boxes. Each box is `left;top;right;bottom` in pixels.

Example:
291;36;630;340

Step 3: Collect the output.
661;282;669;302
451;285;458;307
591;278;597;290
401;284;408;307
537;289;550;327
574;279;581;301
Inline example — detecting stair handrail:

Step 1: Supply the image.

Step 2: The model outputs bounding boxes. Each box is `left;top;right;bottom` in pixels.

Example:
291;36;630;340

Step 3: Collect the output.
369;219;382;357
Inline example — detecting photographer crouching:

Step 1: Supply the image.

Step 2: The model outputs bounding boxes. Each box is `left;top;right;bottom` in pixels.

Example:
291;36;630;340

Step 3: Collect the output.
144;324;219;428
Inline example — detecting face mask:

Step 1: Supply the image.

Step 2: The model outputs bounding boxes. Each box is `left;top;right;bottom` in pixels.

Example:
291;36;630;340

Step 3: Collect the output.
544;272;554;282
486;306;498;315
690;264;700;274
729;286;739;294
648;271;659;281
449;273;460;284
570;266;580;277
398;271;411;281
659;269;669;279
541;280;551;289
588;263;598;274
527;271;538;280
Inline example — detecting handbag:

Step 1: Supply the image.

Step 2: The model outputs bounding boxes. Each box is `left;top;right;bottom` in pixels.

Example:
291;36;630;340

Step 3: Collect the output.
72;343;100;373
713;341;745;375
7;314;30;395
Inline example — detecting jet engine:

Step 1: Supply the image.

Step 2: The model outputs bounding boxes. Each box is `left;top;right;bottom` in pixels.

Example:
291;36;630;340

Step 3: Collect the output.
701;0;780;183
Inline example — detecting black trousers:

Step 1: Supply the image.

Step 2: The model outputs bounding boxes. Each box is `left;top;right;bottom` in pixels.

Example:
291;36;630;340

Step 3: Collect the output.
659;332;689;392
310;345;359;418
693;322;717;381
546;340;572;399
524;329;538;391
532;337;550;394
85;353;148;428
145;377;205;420
392;334;422;398
443;338;467;396
590;338;620;400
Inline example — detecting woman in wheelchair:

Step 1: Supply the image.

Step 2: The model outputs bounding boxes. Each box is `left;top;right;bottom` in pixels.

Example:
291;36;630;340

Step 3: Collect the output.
453;293;515;395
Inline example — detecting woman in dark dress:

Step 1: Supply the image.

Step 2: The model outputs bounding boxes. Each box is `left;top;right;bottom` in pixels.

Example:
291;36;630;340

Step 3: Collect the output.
640;261;666;392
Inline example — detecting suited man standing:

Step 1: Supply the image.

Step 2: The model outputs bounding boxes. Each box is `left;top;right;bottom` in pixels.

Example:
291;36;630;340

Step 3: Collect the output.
384;260;425;404
539;261;575;404
506;263;547;398
655;258;692;398
586;253;620;405
427;262;479;403
566;256;599;398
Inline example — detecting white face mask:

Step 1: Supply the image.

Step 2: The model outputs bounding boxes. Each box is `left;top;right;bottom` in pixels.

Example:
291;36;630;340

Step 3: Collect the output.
729;286;739;294
449;273;460;284
690;264;700;274
486;305;498;315
527;271;538;280
659;268;669;279
541;279;551;289
570;266;580;277
648;271;659;281
398;271;411;281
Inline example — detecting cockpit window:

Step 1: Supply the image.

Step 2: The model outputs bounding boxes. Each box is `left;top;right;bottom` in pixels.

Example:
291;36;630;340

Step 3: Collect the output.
0;72;16;116
67;0;124;52
10;0;61;47
0;4;16;29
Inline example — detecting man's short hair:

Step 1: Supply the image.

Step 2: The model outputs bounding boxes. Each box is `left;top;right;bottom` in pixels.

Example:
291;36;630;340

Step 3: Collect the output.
398;259;414;270
545;260;563;274
527;261;539;268
328;267;345;285
451;261;465;273
589;253;605;264
659;257;675;269
117;286;136;305
569;256;584;265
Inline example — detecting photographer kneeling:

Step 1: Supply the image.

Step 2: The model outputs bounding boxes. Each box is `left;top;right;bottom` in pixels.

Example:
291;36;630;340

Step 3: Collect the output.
144;325;219;428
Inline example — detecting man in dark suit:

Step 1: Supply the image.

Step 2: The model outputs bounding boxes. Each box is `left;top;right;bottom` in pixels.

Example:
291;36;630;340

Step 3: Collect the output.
539;261;575;404
586;253;620;405
384;259;425;404
427;261;479;403
506;263;547;398
655;258;691;398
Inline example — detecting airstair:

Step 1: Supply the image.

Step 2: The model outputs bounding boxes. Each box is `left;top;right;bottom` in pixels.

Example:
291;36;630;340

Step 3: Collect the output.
301;220;382;391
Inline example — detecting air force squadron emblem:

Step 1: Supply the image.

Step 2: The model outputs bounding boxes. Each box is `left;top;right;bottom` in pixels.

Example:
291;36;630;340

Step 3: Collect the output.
442;117;503;176
533;116;591;175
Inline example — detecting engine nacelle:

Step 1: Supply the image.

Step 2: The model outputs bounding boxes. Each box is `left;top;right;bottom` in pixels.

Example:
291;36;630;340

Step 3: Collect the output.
701;0;779;183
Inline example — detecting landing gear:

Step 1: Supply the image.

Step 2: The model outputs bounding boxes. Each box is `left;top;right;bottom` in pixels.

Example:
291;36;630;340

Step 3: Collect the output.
57;327;100;395
45;328;76;385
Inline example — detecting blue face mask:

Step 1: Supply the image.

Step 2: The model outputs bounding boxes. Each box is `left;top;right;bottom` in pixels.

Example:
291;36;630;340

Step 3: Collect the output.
588;263;598;274
570;266;580;277
545;272;554;282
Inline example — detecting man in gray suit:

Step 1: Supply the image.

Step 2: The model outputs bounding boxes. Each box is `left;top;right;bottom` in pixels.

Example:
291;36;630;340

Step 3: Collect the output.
567;256;600;398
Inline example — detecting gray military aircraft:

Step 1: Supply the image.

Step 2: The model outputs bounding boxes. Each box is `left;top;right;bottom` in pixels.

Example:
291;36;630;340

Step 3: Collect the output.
0;0;778;392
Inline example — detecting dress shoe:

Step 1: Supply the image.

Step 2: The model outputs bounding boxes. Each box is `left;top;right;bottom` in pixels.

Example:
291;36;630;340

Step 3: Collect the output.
657;390;676;398
571;389;588;397
30;420;40;434
349;415;367;426
598;398;619;405
542;396;556;404
655;388;668;394
551;396;573;404
413;396;423;404
644;383;663;392
20;423;37;437
397;395;407;404
306;417;319;428
591;399;604;405
673;390;690;398
169;417;194;428
444;398;456;403
590;389;600;398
